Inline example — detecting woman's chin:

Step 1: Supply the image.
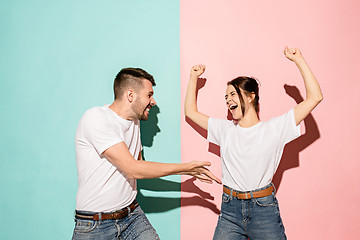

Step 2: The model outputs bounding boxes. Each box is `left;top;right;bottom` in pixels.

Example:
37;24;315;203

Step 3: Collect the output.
232;114;241;121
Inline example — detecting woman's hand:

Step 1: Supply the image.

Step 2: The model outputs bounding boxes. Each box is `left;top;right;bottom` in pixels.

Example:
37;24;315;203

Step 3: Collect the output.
190;64;206;79
284;47;304;64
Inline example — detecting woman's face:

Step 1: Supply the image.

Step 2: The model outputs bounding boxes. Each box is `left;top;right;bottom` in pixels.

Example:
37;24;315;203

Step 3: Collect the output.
225;84;252;120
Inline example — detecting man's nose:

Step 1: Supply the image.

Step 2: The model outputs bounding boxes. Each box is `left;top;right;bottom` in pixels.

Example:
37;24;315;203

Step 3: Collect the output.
151;97;156;106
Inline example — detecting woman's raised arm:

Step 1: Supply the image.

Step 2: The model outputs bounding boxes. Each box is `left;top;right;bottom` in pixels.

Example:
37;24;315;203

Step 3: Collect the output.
284;47;323;126
184;65;210;130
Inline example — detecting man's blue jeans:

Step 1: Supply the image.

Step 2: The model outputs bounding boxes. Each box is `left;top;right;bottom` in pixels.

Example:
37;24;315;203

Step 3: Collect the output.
213;183;287;240
72;206;160;240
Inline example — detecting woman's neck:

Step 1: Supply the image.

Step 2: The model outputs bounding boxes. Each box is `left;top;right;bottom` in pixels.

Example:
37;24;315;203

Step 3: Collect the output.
238;109;260;128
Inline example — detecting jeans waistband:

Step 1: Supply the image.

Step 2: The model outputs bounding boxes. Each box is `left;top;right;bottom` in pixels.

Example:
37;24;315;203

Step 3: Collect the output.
75;200;138;221
224;183;275;199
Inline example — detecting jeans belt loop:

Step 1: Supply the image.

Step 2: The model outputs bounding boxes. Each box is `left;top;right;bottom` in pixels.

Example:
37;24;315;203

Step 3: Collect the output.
98;212;102;222
250;191;254;201
271;182;276;194
127;206;131;217
230;189;233;199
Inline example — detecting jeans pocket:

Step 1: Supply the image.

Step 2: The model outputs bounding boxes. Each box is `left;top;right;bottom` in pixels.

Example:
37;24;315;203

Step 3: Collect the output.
74;219;98;233
222;193;231;203
254;194;277;207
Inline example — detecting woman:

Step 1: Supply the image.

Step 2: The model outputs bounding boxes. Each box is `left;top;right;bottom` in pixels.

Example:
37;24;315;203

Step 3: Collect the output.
184;47;323;239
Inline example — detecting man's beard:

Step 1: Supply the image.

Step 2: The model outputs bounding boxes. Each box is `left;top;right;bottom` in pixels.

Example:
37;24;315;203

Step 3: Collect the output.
139;109;149;121
134;99;150;121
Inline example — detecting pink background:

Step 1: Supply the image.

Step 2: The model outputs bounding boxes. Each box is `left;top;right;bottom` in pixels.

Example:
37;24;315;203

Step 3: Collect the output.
180;0;360;239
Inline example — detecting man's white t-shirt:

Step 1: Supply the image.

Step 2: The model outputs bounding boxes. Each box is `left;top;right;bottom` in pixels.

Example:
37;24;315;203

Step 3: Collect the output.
75;105;142;212
207;109;300;192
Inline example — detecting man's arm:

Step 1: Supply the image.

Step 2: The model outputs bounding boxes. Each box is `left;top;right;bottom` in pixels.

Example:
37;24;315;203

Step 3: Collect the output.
103;142;221;184
284;47;323;125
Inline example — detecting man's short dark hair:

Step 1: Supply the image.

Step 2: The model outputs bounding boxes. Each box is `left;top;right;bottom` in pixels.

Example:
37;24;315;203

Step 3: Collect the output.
113;68;156;99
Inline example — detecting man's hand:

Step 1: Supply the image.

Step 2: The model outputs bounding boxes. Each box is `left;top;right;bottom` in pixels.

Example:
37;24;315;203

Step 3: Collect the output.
190;65;206;79
181;161;221;184
284;47;304;64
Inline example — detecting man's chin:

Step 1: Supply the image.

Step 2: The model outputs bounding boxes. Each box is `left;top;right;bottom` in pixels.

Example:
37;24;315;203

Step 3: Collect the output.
140;115;149;121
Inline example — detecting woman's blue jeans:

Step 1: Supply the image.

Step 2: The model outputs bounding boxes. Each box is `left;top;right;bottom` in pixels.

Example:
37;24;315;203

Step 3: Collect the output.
72;206;160;240
213;183;287;240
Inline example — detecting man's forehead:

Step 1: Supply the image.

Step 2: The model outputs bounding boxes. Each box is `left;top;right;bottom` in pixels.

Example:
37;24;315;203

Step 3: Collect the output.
140;79;154;91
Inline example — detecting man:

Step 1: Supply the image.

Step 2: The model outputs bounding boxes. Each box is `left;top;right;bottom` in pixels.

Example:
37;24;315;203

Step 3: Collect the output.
72;67;221;240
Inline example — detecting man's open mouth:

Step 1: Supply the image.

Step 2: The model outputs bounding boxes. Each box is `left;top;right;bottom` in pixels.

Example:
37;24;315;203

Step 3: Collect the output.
145;105;152;113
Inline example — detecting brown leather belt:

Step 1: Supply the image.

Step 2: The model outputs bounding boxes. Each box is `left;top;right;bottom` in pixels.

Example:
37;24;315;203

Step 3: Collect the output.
223;185;274;199
75;200;139;221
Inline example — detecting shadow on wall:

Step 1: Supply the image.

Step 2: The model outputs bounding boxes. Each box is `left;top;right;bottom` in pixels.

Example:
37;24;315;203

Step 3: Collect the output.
186;80;321;194
273;84;320;191
138;105;220;214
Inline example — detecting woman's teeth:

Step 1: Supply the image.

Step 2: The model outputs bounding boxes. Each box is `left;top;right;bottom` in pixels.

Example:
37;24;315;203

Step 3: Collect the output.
229;104;238;110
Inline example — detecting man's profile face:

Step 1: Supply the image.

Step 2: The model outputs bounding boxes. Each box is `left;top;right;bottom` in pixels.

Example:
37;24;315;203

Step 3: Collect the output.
133;79;156;121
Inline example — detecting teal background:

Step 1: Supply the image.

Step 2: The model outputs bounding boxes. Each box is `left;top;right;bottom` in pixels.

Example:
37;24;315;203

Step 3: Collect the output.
0;1;180;239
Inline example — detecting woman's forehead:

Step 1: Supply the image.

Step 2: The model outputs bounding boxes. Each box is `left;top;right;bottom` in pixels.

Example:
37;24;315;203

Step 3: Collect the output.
226;84;246;96
226;84;236;93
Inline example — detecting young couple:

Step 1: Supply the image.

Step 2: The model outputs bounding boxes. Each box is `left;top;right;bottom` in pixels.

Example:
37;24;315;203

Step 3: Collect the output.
73;47;322;240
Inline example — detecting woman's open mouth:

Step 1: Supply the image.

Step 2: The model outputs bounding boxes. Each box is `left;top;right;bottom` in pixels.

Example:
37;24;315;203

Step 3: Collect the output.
229;104;238;112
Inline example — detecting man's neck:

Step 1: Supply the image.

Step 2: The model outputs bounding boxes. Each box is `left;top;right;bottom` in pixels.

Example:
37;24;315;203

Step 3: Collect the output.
109;100;135;121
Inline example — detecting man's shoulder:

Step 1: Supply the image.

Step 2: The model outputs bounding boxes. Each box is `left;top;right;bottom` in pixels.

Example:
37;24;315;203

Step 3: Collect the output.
79;105;110;125
82;105;108;117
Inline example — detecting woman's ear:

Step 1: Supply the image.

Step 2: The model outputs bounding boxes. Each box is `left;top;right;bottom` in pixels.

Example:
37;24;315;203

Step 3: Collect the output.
248;92;256;103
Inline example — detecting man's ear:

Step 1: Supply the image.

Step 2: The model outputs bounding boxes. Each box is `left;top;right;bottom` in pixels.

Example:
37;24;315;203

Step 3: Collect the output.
127;89;136;103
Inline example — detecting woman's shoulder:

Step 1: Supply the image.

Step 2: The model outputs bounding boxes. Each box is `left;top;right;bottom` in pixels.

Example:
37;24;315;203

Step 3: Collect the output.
265;109;294;123
261;109;297;134
208;118;237;134
209;117;237;127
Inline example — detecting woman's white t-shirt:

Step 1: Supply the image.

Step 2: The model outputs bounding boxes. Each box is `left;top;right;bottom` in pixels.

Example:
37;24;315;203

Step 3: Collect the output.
207;109;300;192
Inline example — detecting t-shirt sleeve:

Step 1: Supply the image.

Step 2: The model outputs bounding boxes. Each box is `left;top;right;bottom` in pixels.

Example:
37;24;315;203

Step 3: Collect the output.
81;109;124;155
207;118;233;145
270;108;301;144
